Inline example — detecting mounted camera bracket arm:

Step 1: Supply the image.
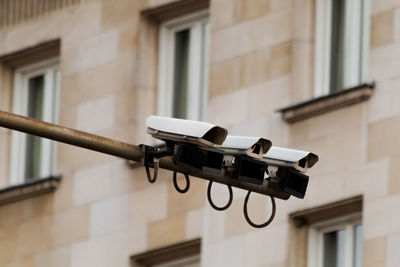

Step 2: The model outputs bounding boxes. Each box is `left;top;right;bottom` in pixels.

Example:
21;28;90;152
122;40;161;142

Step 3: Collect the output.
0;110;290;200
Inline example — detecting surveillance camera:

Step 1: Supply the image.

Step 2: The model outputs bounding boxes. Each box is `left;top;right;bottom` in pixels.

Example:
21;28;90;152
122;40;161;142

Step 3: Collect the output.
221;135;272;159
173;143;225;173
262;146;318;199
218;136;271;185
146;116;228;147
263;146;318;173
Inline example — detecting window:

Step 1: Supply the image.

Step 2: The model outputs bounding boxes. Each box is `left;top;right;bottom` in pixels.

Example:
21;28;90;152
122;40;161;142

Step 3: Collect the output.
308;215;362;267
9;58;60;185
157;10;209;120
314;0;370;96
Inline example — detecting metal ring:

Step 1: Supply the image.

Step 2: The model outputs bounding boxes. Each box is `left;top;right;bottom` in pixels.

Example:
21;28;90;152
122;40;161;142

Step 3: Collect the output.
207;181;233;211
243;191;276;228
173;172;190;193
145;162;158;184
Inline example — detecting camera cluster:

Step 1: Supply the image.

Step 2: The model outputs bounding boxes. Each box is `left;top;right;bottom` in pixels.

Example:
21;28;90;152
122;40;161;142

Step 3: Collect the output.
141;116;319;228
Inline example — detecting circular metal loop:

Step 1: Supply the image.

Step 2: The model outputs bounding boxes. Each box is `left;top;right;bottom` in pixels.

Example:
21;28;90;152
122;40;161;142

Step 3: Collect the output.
207;181;233;211
243;191;276;228
173;172;190;193
145;162;158;184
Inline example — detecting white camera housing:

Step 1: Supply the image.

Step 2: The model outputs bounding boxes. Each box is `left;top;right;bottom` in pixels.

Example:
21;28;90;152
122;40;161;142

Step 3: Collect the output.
146;116;228;147
263;146;318;173
221;135;272;159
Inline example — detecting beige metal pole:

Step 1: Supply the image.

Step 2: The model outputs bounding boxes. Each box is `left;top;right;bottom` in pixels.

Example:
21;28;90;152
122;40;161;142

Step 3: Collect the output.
0;110;289;199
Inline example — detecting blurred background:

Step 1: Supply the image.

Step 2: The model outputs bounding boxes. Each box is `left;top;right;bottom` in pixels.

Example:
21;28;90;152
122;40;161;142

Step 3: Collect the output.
0;0;398;266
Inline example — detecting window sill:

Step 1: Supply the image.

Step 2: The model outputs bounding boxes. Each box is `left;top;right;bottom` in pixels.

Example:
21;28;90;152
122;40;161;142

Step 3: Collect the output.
0;176;61;206
277;82;375;123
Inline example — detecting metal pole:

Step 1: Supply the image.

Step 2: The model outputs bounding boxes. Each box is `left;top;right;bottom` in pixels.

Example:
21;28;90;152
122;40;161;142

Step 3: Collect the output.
0;110;142;162
0;110;289;199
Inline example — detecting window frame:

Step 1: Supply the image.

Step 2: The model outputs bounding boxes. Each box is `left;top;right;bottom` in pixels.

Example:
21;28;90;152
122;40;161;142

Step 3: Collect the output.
157;9;209;121
307;213;362;267
9;57;60;185
313;0;370;97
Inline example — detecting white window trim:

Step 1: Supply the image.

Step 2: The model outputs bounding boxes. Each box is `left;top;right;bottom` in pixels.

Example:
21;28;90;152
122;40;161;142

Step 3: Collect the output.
307;213;362;267
157;10;209;121
9;58;60;185
313;0;370;97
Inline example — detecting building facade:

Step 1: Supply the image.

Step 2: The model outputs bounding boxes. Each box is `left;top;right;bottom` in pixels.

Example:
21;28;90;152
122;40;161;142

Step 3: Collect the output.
0;0;398;266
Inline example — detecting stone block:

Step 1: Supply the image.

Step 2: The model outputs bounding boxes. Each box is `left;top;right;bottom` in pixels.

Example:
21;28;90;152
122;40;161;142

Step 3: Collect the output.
185;208;204;239
211;9;292;63
147;215;186;250
89;194;131;238
4;17;60;56
291;41;314;103
53;173;74;212
394;8;400;41
294;127;365;176
62;30;118;76
73;161;113;206
363;237;387;267
370;42;400;81
114;89;137;126
368;115;400;161
71;227;146;267
209;57;241;98
60;58;130;110
225;195;270;238
130;182;168;224
34;245;71;267
202;206;226;245
202;236;244;267
367;77;400;124
167;177;206;217
241;0;270;21
15;215;53;259
210;0;238;30
293;0;313;41
101;0;141;30
343;158;389;201
389;157;400;195
72;159;142;207
270;0;293;11
207;88;248;127
387;233;400;267
76;94;115;133
6;257;35;267
0;200;25;228
250;9;293;53
133;88;156;145
363;194;400;240
371;0;400;14
53;205;90;246
243;224;288;266
371;10;394;49
270;42;292;79
302;172;346;210
0;226;18;263
210;20;252;63
239;47;270;88
61;1;101;45
58;142;112;173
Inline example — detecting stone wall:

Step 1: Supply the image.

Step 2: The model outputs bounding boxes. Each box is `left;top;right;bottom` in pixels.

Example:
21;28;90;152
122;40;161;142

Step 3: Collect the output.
0;0;399;266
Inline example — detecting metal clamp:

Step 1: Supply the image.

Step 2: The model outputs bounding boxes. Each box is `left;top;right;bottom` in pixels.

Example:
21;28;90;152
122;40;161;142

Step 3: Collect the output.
140;143;173;184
